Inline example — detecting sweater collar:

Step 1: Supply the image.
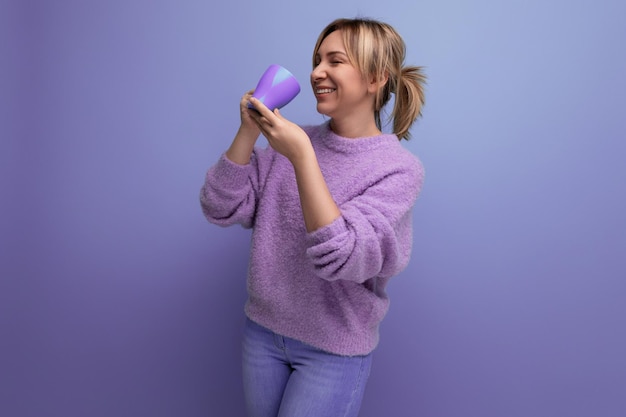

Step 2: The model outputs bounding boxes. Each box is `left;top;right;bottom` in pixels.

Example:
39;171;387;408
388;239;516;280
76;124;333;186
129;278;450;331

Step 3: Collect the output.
315;121;400;154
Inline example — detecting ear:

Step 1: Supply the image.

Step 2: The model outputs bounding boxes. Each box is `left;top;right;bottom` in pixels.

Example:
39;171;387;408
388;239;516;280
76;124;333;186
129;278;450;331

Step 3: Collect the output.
368;71;389;94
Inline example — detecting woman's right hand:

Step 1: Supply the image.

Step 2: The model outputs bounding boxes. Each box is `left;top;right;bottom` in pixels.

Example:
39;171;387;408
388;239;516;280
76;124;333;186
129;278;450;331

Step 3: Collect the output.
239;90;261;136
225;90;261;165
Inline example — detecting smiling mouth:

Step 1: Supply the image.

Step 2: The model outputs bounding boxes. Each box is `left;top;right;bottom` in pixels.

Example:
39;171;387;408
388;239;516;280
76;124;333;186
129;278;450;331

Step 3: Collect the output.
315;88;336;94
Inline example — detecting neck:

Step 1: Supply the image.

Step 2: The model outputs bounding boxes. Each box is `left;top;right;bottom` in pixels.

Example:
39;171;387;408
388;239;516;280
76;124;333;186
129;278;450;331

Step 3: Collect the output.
329;117;382;139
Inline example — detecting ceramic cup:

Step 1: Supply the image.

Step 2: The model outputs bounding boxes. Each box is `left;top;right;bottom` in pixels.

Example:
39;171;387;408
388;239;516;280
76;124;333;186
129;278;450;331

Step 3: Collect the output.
248;64;300;110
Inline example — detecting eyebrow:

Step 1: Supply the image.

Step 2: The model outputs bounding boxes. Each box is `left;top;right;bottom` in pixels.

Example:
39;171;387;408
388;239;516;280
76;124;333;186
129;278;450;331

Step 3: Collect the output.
325;51;348;57
315;50;349;59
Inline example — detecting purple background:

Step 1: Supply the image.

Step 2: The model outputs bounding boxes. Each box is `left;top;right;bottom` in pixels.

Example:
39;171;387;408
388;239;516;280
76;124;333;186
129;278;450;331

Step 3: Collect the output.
2;0;625;416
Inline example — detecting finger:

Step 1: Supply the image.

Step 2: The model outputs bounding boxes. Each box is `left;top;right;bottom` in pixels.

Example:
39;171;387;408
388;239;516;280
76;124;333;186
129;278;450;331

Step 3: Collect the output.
260;116;274;128
246;108;264;123
249;97;276;120
247;109;272;129
241;90;256;109
255;120;271;138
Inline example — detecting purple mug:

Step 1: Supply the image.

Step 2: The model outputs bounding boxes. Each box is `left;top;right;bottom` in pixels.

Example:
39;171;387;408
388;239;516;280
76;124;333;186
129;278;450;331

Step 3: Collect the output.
248;64;300;110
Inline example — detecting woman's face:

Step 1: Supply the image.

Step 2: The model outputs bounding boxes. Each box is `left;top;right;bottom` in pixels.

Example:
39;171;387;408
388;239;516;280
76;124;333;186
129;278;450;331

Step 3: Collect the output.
311;30;376;121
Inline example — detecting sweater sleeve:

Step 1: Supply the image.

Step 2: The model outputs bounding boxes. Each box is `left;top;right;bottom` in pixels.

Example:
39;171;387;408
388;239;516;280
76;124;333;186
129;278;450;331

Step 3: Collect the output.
199;149;266;229
304;158;424;283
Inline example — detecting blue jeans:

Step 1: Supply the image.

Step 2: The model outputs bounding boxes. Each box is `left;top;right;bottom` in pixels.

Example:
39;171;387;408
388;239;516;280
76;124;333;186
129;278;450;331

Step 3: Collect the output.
242;318;373;417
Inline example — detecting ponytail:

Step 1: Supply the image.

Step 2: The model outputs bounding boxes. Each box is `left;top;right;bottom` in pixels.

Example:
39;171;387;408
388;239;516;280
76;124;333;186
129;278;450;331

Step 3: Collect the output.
391;66;426;141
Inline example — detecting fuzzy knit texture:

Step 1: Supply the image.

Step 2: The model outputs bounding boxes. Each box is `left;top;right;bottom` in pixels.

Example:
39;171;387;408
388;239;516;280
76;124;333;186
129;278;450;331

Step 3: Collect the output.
200;121;424;356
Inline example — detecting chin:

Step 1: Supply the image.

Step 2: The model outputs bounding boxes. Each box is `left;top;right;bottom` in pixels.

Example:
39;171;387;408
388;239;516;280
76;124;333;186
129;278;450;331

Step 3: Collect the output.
315;105;328;116
316;103;334;118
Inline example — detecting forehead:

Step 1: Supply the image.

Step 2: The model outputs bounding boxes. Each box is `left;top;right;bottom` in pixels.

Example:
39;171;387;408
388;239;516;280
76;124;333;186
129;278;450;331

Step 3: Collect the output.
317;30;346;55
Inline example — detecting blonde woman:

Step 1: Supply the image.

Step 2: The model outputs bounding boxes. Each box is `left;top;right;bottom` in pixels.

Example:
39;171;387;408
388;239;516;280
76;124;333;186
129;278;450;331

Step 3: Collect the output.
201;17;426;417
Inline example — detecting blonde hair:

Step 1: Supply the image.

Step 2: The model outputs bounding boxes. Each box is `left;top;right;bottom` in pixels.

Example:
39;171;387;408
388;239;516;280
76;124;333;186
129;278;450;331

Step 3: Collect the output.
312;18;426;140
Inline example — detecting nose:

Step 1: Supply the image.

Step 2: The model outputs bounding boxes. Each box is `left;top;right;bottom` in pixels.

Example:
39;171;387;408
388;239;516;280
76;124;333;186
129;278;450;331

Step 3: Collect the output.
311;63;326;83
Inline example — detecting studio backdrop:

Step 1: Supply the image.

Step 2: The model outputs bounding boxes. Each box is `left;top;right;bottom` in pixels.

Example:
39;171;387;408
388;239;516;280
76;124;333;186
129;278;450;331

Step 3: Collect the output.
2;0;625;416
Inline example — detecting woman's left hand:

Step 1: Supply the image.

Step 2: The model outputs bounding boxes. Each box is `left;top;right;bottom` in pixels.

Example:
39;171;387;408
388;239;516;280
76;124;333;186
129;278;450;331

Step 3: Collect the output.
247;97;312;163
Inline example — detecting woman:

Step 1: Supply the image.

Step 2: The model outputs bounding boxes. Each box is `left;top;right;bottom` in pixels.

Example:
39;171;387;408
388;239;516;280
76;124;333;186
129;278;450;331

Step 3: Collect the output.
200;17;426;417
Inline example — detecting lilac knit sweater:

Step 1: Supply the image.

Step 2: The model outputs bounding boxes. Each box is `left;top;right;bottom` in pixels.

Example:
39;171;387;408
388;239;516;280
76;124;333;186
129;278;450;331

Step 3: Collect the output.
200;121;424;356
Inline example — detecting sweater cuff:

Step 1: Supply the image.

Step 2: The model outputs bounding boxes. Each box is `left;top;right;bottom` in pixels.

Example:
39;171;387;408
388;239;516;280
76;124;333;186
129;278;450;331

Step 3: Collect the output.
209;153;253;189
305;215;349;246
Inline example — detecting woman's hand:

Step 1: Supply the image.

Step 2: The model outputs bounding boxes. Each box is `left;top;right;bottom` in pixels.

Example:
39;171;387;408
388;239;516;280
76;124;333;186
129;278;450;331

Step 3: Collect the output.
247;97;313;164
224;91;261;165
239;90;262;137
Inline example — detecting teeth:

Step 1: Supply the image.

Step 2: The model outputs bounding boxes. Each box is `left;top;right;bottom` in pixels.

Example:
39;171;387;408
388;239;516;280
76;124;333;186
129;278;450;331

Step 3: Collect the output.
316;88;335;94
